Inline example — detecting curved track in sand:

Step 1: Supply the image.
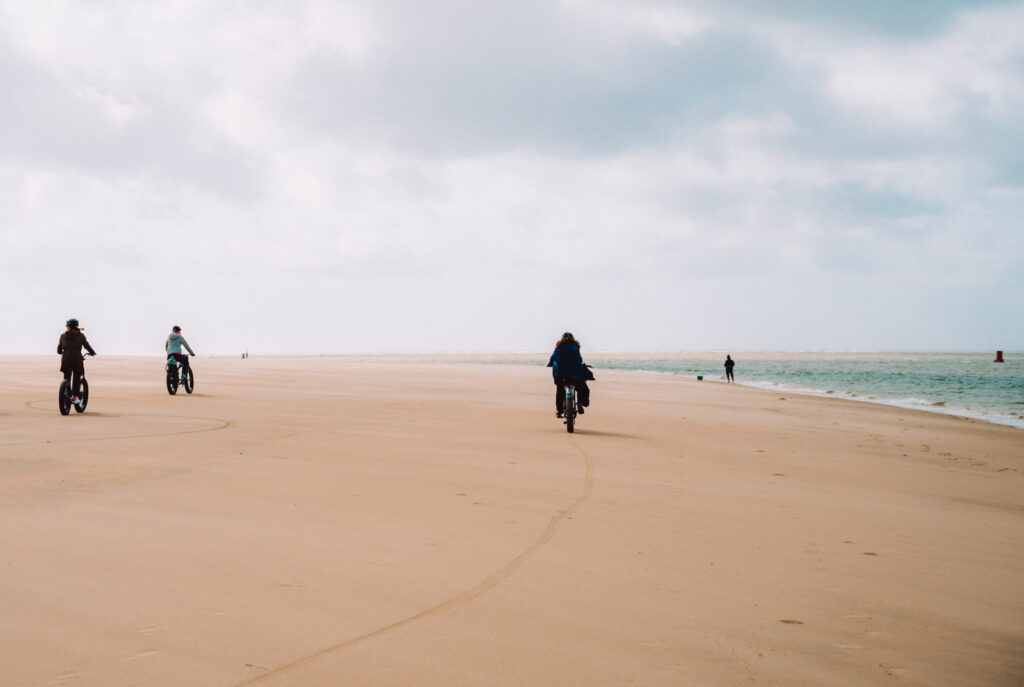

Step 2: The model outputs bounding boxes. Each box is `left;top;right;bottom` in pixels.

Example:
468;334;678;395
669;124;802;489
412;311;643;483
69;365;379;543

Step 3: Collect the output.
234;436;594;686
0;399;233;447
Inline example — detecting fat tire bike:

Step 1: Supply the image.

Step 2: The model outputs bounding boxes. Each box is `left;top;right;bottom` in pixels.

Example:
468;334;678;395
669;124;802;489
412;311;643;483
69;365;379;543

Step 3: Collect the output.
166;356;195;395
563;383;577;433
59;377;89;415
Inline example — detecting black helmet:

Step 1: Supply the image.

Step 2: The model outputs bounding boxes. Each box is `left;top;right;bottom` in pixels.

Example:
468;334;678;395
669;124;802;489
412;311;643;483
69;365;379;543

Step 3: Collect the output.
562;332;574;339
66;318;79;327
172;325;181;332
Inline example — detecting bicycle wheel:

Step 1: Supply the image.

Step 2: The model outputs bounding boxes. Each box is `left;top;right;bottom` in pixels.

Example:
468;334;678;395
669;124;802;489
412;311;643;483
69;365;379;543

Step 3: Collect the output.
166;368;178;395
74;378;89;413
183;368;194;394
565;387;575;433
59;380;71;416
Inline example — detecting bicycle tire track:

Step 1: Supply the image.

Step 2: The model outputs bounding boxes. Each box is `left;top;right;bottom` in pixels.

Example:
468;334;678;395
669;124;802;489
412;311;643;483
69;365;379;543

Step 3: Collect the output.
234;436;594;686
2;400;232;447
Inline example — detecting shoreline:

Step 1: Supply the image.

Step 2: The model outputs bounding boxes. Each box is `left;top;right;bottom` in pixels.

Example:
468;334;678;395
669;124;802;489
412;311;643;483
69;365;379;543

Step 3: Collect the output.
591;364;1024;431
732;376;1024;430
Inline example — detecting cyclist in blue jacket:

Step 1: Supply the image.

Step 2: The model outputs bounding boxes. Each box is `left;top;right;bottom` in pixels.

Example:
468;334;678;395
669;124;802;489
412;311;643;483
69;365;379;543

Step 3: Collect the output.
547;332;593;418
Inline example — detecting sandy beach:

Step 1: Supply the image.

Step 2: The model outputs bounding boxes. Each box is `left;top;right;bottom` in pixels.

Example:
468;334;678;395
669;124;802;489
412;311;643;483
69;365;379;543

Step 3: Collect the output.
1;355;1021;686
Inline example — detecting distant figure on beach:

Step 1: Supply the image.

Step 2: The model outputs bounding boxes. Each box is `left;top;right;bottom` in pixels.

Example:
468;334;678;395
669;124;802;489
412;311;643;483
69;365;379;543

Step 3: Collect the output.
58;318;96;405
166;326;196;380
547;332;594;417
724;355;735;383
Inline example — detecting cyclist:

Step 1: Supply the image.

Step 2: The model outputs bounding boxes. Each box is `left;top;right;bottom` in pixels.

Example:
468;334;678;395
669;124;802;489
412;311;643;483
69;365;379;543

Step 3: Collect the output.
546;332;593;418
166;326;196;380
58;318;96;404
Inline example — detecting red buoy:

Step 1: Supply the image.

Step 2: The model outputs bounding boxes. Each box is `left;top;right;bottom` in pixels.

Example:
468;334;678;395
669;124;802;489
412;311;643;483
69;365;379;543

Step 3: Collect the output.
994;350;1004;363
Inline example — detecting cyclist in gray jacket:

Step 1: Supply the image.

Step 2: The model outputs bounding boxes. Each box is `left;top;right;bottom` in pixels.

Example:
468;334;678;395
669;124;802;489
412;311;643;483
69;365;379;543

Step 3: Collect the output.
166;326;196;380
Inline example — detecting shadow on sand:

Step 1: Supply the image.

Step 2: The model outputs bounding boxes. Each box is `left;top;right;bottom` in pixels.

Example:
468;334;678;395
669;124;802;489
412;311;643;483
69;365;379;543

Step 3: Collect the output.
555;428;640;440
63;411;121;418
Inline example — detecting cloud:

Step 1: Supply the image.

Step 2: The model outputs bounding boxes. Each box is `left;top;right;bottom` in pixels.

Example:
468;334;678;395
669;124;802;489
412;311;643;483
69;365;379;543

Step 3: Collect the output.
693;0;1022;38
284;2;790;157
1;0;1022;353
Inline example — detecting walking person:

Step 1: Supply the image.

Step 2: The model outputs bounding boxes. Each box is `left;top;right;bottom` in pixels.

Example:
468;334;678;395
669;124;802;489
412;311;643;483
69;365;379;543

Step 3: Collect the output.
58;318;96;404
724;354;735;383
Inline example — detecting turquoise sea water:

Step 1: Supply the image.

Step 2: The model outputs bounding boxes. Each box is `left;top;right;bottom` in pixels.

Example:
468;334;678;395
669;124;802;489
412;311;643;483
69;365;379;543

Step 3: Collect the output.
579;353;1024;429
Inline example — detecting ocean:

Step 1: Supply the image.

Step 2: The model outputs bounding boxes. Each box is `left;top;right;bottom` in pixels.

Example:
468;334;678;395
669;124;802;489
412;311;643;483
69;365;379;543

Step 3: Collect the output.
579;352;1024;429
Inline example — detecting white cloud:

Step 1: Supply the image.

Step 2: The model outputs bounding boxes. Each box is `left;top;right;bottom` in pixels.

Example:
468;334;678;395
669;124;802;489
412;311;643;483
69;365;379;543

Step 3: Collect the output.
75;84;149;126
771;4;1024;131
1;0;1021;353
558;0;711;46
827;67;948;129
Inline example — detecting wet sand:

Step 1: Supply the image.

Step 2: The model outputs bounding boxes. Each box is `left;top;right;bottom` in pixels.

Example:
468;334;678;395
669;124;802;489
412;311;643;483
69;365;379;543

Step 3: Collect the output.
1;355;1022;686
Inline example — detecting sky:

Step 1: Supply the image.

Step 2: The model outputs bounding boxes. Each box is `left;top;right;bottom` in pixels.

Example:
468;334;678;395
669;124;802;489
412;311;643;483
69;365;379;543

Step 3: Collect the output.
2;0;1022;355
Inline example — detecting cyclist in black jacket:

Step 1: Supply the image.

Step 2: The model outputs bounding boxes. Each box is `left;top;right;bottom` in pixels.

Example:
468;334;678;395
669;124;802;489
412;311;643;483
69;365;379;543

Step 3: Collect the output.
546;332;593;417
58;318;96;404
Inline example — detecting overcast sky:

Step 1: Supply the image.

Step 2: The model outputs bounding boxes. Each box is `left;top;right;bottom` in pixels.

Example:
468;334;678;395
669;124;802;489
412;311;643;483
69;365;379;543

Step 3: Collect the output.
3;0;1022;354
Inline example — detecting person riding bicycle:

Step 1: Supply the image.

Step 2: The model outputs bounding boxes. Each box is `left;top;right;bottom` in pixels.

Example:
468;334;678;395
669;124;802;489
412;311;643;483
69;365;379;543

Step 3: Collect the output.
547;332;593;418
166;326;195;379
58;318;96;404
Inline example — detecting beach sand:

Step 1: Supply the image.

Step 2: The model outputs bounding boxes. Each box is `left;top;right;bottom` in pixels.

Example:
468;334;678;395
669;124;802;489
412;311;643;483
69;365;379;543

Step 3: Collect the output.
1;356;1022;686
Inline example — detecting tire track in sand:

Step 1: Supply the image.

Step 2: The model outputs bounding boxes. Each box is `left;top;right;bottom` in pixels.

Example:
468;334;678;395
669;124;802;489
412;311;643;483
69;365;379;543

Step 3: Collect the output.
0;399;232;447
234;435;595;686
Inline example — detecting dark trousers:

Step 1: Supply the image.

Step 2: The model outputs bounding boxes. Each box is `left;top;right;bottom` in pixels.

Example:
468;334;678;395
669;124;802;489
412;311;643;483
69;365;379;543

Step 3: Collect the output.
63;369;82;397
170;353;191;376
555;378;590;412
